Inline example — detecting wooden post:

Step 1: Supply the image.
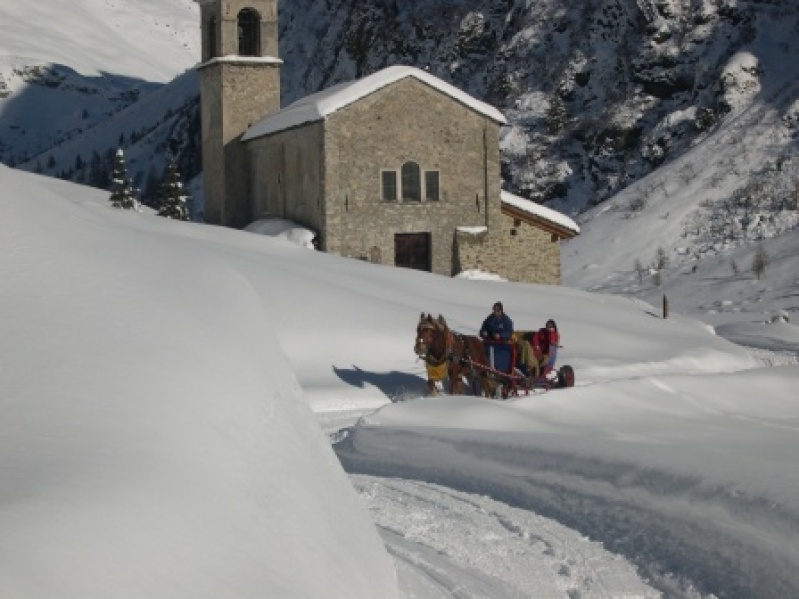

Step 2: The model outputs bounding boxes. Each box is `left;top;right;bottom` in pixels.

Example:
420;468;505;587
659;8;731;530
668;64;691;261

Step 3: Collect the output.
663;294;669;319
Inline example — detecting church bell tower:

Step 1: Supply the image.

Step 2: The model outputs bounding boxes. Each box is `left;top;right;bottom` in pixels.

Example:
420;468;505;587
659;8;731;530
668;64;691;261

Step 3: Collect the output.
195;0;280;227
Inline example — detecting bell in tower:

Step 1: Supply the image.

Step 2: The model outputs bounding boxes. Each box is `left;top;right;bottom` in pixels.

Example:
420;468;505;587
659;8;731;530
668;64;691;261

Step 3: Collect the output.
195;0;281;227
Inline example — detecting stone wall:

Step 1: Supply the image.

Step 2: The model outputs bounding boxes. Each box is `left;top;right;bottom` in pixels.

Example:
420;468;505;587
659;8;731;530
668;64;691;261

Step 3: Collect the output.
322;77;502;275
247;122;325;232
199;62;280;227
455;213;561;284
453;228;489;273
242;74;563;284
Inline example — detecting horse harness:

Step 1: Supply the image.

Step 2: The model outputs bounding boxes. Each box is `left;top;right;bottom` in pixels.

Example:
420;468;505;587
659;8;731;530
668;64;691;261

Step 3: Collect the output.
418;322;454;368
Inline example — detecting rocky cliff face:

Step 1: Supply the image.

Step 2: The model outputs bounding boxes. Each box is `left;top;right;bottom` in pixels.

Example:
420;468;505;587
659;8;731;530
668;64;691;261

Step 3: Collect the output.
278;0;799;214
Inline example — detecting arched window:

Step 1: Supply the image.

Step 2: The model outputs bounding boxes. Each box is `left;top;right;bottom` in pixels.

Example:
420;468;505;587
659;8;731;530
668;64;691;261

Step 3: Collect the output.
401;161;421;202
238;9;260;56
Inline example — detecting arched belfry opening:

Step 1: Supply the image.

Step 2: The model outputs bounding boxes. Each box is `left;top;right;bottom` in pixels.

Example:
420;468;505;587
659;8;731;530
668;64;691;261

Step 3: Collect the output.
237;9;260;56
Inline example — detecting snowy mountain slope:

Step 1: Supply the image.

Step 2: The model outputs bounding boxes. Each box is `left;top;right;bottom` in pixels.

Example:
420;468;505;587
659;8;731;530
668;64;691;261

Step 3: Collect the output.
0;64;159;164
0;0;201;205
35;72;198;199
0;0;198;82
1;0;797;318
277;0;799;213
1;66;200;193
561;23;799;323
4;0;799;218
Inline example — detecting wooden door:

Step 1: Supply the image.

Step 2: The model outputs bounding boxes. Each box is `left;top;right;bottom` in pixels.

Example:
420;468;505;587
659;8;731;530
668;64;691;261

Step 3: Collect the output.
394;233;431;272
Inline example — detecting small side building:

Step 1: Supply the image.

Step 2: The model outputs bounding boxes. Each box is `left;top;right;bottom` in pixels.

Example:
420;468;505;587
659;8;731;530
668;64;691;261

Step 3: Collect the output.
456;191;580;284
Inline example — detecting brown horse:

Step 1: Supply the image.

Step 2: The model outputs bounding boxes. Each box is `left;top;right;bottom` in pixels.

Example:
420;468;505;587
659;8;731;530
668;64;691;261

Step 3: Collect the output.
414;313;497;397
448;330;499;397
414;313;452;395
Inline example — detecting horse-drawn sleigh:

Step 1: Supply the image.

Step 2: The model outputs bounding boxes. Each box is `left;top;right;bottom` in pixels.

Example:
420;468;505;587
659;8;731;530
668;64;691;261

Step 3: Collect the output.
414;313;575;399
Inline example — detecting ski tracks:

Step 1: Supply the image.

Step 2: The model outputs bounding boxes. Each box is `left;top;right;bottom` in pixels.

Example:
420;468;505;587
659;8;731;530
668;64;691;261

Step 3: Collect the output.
350;475;660;599
745;346;799;368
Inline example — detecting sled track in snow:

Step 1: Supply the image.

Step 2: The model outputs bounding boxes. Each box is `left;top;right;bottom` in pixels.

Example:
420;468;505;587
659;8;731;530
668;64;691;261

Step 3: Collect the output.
337;431;799;599
746;346;799;367
351;475;659;599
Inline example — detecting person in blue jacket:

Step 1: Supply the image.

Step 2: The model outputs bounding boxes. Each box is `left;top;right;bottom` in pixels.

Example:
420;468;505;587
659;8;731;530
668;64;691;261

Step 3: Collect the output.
480;301;514;342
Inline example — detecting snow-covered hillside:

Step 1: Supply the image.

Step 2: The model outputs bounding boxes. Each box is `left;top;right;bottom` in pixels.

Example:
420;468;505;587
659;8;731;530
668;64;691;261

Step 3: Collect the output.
3;2;799;597
0;163;400;599
0;0;198;82
3;162;799;598
561;32;799;324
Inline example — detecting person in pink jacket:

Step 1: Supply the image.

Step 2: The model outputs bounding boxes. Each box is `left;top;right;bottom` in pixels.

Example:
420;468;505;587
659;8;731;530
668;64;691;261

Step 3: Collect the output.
531;319;559;379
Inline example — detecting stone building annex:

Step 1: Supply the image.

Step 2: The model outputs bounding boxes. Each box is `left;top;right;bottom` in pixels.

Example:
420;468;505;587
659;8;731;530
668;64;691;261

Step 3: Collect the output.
194;0;579;284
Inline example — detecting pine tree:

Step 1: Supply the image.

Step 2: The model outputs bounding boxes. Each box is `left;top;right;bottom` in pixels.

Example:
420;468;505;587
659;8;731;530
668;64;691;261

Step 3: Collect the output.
109;148;138;210
156;160;191;221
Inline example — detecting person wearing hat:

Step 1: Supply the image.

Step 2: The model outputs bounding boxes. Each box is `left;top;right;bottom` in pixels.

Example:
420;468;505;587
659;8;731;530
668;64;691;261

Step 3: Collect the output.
530;319;560;380
480;302;514;342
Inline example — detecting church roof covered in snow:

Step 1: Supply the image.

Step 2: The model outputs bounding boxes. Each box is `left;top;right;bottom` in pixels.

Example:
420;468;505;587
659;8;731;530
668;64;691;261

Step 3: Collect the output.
242;65;507;141
500;191;580;238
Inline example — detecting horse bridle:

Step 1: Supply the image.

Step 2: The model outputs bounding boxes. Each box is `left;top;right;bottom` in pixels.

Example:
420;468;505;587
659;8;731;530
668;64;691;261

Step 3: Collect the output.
416;322;452;367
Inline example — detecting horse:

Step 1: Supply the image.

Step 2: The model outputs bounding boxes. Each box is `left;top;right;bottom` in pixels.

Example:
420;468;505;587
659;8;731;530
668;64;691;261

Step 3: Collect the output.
414;313;452;395
414;313;497;397
448;330;500;397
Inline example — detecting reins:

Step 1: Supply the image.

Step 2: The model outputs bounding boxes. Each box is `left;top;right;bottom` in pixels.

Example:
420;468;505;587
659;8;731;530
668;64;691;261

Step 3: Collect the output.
454;351;524;381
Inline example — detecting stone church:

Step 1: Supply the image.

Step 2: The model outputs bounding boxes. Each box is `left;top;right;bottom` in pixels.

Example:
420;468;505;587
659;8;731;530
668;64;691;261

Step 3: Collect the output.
194;0;579;283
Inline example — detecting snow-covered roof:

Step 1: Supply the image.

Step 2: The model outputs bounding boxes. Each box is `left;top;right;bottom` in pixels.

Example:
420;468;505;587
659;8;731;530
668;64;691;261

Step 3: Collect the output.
500;190;580;236
196;55;283;70
242;65;507;141
456;226;488;235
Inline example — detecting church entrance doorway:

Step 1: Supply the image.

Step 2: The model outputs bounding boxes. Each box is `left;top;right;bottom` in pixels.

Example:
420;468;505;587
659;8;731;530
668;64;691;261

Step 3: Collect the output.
394;233;431;272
